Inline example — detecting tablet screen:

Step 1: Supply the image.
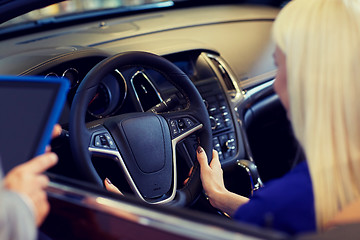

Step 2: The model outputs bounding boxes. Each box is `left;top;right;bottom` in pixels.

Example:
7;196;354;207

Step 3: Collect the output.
0;77;68;174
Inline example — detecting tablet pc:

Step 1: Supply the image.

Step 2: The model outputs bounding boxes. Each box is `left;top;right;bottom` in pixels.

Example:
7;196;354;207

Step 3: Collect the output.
0;75;69;174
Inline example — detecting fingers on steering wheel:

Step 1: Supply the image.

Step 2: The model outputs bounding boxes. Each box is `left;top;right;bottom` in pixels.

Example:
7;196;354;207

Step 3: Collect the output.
196;146;208;167
209;150;220;169
104;178;123;195
183;166;194;185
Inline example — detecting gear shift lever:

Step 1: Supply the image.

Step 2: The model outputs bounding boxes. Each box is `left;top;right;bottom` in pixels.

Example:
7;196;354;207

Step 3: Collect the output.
237;159;264;196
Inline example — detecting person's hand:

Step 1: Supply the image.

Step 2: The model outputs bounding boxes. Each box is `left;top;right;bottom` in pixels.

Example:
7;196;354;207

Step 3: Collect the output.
45;124;62;152
3;124;61;226
4;152;58;226
197;146;249;216
197;147;228;208
104;178;123;195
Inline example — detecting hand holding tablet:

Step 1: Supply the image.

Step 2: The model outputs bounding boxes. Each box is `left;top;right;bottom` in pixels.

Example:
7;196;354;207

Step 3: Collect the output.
0;75;69;174
0;76;69;226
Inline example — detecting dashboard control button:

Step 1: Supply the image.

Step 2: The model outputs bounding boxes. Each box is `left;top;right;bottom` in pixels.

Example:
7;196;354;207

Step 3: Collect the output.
208;105;218;114
93;133;116;150
224;117;232;127
177;119;186;129
214;114;224;129
225;139;236;150
105;133;116;149
209;116;217;130
169;117;198;138
170;120;180;136
183;118;194;128
100;135;109;146
213;137;221;152
218;151;224;161
95;136;101;147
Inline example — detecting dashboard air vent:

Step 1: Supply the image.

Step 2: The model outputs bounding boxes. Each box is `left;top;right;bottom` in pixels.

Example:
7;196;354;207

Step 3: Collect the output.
207;55;236;93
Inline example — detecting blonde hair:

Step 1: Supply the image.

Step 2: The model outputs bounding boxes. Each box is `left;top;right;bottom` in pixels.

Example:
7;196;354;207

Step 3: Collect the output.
273;0;360;230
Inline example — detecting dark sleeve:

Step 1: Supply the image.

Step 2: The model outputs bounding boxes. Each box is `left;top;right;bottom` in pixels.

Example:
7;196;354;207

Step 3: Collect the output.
233;161;316;235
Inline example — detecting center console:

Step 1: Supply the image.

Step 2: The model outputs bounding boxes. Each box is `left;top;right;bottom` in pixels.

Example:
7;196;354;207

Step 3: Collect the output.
163;51;242;164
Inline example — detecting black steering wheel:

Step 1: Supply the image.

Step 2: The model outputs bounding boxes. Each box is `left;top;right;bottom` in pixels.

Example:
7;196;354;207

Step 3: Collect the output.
69;51;212;206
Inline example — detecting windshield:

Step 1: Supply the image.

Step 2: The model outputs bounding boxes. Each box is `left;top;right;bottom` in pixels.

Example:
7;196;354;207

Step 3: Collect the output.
1;0;171;29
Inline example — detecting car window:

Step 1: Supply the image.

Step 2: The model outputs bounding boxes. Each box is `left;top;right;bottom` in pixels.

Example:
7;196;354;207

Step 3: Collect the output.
1;0;171;29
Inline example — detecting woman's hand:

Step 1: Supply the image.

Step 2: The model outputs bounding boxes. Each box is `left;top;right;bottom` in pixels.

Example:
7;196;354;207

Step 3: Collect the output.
197;146;249;216
104;178;123;195
197;147;227;207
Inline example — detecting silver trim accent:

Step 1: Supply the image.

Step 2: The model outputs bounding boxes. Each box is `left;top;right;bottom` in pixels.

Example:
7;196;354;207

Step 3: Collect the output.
204;53;242;101
239;70;277;90
209;116;217;130
235;79;275;163
88;124;203;205
114;69;128;113
242;79;274;100
236;160;264;196
225;140;235;150
130;70;163;112
44;72;59;78
62;67;79;88
172;124;203;144
87;69;128;118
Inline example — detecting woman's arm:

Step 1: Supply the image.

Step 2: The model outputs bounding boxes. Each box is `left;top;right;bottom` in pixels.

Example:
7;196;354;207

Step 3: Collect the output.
197;147;249;216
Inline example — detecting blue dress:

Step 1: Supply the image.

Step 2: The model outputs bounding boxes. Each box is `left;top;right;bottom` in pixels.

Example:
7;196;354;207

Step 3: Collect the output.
233;161;316;235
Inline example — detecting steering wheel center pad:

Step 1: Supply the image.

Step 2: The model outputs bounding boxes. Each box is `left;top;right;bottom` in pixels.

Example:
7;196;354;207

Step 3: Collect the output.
104;113;173;199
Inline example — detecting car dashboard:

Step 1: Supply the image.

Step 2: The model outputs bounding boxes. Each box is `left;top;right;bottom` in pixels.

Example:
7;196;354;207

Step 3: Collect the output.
0;2;308;239
0;4;278;166
6;0;311;223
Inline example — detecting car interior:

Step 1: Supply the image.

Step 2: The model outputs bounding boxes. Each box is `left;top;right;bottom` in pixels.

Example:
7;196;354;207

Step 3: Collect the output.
2;0;344;239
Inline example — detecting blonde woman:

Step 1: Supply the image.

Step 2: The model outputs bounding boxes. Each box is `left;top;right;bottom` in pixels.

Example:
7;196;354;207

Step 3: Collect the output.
197;0;360;234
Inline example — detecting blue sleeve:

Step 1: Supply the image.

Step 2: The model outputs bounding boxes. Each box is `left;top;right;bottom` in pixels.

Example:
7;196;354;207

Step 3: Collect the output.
233;161;316;235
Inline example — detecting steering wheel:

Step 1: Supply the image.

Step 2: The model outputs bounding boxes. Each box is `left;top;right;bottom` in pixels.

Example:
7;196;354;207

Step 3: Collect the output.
69;51;212;206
